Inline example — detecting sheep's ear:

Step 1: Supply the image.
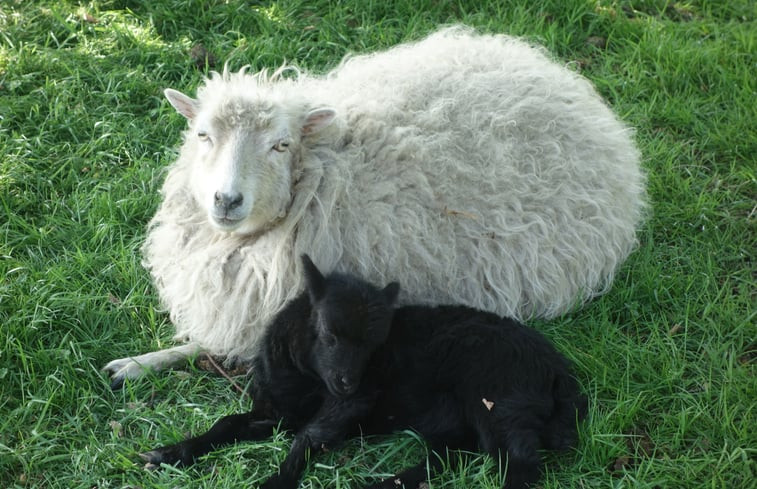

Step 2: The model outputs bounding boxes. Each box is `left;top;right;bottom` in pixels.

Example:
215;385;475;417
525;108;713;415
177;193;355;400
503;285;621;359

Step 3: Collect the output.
164;88;199;120
302;108;336;136
382;282;400;305
301;254;326;302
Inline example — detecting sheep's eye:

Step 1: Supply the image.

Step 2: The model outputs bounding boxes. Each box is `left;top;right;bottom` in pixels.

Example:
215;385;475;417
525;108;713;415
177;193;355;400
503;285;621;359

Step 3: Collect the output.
272;141;290;153
197;131;210;142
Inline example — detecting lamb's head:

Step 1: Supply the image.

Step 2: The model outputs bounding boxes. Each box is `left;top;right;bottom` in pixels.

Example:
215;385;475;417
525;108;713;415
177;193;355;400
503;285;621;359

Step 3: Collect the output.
164;82;335;234
301;255;399;398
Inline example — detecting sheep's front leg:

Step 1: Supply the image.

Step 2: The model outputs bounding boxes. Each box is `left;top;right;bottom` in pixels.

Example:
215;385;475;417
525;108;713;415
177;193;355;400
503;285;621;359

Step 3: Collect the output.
103;343;203;389
140;410;277;468
261;393;376;489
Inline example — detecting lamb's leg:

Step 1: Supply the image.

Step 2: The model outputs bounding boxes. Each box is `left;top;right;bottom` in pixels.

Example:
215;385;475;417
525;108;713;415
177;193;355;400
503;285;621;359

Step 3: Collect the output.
261;393;377;489
364;395;475;489
364;430;475;489
485;429;543;489
469;405;544;489
364;442;451;489
140;410;277;468
103;342;203;389
364;462;432;488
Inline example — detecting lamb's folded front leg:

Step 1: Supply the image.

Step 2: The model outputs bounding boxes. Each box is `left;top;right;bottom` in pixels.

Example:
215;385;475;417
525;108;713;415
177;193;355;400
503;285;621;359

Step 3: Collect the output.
261;392;377;489
140;410;277;468
364;441;460;489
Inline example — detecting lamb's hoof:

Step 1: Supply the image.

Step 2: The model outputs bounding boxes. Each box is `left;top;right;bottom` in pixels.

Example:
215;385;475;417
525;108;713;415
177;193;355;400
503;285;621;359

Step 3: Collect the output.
139;449;173;470
139;450;164;465
260;473;298;489
138;444;194;468
364;478;404;489
142;458;160;471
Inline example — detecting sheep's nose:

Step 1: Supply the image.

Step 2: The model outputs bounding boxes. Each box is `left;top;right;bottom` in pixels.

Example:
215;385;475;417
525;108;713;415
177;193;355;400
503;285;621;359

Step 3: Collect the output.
214;191;243;211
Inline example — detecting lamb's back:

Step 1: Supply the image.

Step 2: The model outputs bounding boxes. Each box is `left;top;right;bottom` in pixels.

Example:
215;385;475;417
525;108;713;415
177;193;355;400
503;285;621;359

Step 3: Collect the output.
373;305;576;400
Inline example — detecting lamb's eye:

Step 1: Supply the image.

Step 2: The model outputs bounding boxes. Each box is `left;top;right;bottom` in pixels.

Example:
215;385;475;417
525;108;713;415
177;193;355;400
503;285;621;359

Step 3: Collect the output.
323;333;337;348
197;131;211;142
272;141;290;153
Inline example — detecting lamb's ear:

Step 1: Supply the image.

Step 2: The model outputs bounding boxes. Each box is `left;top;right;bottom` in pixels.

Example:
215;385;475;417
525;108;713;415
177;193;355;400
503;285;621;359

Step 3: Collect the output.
164;88;199;120
382;282;400;305
301;254;326;302
302;108;336;136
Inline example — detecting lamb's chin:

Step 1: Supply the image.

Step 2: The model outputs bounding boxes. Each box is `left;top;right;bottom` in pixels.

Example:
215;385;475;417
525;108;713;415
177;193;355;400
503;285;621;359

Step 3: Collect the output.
325;381;358;399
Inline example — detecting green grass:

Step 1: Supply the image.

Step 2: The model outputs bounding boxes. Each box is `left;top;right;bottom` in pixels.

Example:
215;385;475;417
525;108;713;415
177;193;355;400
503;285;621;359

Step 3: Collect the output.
1;0;754;487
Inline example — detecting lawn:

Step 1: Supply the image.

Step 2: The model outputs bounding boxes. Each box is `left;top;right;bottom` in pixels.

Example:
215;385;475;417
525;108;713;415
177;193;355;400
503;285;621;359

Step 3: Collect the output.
0;0;754;488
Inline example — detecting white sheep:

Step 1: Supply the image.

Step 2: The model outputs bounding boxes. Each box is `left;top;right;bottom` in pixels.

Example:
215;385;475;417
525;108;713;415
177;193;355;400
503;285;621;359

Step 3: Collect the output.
104;26;646;386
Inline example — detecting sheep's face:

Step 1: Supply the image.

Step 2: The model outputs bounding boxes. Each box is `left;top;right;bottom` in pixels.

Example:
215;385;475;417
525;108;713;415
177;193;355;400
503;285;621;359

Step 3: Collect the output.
165;88;335;234
301;255;399;398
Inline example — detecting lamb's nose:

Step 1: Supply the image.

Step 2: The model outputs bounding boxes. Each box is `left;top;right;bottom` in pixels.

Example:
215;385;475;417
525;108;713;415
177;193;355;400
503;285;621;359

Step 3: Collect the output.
214;191;243;211
339;375;357;391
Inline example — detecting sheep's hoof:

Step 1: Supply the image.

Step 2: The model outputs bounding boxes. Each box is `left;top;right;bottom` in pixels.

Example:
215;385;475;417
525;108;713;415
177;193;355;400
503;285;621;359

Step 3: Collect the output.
102;357;151;390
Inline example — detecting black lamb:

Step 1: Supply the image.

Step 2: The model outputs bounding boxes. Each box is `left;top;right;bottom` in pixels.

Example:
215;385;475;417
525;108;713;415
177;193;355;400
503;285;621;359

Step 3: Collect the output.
140;254;587;489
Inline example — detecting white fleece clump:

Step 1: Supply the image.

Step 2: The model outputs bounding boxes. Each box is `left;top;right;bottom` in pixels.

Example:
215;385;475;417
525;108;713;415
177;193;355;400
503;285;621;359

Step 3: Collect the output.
143;26;646;362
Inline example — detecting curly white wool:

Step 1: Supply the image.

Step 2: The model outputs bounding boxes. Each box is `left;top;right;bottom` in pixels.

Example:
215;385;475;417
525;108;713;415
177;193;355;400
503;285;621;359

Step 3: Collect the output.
126;26;646;373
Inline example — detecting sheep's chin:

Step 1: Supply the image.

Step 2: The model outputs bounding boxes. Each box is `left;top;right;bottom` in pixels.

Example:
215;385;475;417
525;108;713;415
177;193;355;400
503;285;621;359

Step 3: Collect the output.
208;215;258;235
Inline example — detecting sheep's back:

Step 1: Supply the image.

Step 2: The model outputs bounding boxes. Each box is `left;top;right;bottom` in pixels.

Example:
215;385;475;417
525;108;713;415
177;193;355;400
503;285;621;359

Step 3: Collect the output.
312;27;645;319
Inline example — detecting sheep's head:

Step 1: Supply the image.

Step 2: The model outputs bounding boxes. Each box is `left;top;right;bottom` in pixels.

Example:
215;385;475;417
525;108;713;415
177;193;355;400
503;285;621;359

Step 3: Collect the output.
301;255;399;398
164;86;335;234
